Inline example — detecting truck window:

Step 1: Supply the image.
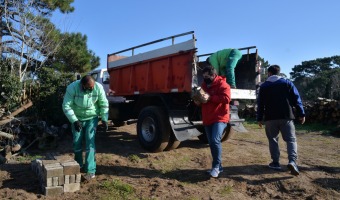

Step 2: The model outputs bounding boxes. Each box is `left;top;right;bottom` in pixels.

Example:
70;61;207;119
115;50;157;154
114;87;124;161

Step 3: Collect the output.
91;73;98;81
102;71;109;84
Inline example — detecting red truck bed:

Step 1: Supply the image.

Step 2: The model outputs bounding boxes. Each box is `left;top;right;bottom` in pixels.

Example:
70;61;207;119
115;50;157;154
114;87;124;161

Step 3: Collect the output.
108;46;195;96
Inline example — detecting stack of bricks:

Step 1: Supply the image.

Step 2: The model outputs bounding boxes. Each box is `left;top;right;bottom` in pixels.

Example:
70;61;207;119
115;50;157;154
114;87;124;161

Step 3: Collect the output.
31;155;81;196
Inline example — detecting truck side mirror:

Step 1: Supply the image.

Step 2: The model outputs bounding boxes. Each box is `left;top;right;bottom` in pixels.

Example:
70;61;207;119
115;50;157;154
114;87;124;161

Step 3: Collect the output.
102;78;109;84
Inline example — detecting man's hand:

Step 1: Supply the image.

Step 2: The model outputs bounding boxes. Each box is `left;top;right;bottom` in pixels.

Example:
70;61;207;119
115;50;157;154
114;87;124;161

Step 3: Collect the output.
102;121;108;132
74;121;82;132
258;121;263;128
299;117;305;124
202;93;210;103
193;100;201;106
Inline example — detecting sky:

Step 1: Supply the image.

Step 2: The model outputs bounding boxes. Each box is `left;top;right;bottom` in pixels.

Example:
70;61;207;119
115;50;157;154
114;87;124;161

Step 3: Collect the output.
52;0;340;77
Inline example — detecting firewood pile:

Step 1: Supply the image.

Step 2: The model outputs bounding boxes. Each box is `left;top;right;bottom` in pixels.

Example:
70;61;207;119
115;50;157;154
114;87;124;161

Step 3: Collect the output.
238;97;340;126
239;104;257;119
304;98;340;125
0;100;69;164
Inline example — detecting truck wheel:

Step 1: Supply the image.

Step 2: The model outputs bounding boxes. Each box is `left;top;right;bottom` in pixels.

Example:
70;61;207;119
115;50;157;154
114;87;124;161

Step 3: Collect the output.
197;123;234;143
137;106;170;152
164;131;181;151
221;123;234;142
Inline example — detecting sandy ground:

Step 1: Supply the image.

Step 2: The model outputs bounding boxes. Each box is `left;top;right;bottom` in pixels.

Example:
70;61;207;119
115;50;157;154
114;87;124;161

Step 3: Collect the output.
0;123;339;200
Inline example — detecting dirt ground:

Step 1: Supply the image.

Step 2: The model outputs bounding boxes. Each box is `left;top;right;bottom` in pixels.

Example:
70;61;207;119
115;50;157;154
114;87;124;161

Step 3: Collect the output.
0;122;339;200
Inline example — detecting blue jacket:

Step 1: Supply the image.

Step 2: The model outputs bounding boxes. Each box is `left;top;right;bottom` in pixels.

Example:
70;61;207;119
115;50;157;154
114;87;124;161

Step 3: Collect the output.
256;75;305;121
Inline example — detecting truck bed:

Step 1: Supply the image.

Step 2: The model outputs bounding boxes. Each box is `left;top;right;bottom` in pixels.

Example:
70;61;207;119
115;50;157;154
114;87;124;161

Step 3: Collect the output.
107;39;196;96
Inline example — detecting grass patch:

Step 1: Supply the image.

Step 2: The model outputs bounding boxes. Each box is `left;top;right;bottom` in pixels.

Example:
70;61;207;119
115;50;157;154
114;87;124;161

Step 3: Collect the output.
218;185;233;195
128;154;141;163
15;154;43;162
295;122;337;134
100;179;136;199
243;118;259;129
244;117;338;135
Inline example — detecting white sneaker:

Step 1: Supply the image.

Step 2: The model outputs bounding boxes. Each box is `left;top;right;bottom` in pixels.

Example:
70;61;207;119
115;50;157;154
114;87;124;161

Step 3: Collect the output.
210;168;220;178
84;173;95;181
207;167;223;174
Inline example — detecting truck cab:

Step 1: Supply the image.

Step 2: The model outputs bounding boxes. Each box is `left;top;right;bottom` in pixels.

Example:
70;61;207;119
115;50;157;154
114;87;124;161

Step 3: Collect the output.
88;68;110;95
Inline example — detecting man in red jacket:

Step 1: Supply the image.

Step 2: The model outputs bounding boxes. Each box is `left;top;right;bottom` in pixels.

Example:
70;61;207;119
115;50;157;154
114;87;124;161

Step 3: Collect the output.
194;65;231;178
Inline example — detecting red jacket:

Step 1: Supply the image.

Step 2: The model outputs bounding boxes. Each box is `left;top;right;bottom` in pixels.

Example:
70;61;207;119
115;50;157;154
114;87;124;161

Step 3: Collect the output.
201;76;231;125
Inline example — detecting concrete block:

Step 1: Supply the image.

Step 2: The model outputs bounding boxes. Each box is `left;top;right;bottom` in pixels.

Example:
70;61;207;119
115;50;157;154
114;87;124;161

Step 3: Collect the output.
69;175;75;183
52;177;59;186
43;164;63;178
61;161;80;175
44;186;63;196
54;155;74;163
76;174;81;183
64;183;80;193
64;175;70;184
42;159;60;165
58;175;65;185
45;177;52;187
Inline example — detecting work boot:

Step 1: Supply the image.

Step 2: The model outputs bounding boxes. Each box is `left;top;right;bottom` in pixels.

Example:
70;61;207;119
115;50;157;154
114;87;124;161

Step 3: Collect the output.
268;162;282;170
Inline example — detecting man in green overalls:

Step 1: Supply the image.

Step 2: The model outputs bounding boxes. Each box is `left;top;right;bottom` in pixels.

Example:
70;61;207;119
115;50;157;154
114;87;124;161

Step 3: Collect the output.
207;48;243;88
62;75;109;180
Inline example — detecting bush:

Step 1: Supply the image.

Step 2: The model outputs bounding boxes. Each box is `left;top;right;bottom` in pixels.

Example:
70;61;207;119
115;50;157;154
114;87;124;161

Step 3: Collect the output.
29;68;76;126
0;60;23;111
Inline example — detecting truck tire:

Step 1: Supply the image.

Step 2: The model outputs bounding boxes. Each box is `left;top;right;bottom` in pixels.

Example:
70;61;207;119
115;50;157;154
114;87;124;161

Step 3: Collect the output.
197;123;233;143
221;123;234;142
164;131;181;151
137;106;170;152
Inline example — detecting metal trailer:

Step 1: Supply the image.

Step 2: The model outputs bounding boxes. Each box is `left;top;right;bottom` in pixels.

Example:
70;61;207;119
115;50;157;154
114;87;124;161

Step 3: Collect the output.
107;31;261;152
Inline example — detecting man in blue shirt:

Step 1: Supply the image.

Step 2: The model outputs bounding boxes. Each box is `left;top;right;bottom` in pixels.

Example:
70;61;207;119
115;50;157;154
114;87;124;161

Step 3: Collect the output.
257;65;305;176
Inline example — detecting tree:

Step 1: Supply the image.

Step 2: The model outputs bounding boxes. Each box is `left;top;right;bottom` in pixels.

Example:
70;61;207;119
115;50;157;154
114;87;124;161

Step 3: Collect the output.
290;56;340;80
290;56;340;100
0;0;74;80
46;32;100;73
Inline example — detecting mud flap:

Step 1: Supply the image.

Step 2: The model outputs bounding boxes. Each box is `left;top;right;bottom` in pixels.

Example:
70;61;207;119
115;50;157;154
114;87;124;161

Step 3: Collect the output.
230;105;248;133
168;110;202;141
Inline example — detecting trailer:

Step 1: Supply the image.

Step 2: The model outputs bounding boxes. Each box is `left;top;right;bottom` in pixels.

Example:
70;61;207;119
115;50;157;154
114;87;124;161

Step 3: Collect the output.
107;31;261;152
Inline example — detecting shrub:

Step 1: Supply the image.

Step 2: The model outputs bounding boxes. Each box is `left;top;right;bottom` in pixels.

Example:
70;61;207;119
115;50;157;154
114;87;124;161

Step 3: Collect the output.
0;60;23;112
28;67;76;125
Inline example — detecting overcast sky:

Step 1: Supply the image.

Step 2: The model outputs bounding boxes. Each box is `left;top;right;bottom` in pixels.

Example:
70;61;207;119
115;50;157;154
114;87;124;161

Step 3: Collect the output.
52;0;340;76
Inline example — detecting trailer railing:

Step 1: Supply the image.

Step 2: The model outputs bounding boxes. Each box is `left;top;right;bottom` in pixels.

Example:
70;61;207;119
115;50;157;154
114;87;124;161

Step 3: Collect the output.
108;31;195;57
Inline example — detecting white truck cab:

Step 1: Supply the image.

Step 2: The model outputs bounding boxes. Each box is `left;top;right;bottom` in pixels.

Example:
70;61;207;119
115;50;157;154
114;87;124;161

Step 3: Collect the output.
88;68;110;95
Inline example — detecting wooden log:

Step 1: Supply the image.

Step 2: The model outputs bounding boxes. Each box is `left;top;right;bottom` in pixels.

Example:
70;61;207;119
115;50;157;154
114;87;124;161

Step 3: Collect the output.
0;100;33;126
0;131;14;139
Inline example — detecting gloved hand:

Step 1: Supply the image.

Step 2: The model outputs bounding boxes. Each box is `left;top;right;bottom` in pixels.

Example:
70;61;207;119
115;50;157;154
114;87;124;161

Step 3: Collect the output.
102;121;108;132
74;121;82;132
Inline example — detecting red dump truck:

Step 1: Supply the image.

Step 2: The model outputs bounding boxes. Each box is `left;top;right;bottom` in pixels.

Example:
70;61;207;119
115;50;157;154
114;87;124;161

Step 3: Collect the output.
107;31;261;152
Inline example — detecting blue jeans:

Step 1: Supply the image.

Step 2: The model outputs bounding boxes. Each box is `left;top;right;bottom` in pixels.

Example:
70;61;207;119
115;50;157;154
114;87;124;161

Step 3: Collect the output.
72;117;98;174
205;122;227;169
265;119;297;163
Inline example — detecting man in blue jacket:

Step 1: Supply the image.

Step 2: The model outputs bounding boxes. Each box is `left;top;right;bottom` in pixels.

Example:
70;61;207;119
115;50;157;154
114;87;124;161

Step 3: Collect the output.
257;65;305;176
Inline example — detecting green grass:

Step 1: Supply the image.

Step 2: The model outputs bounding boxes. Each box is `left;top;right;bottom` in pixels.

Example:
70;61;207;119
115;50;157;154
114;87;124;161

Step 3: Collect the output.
244;117;338;135
15;154;43;162
100;179;136;199
218;185;233;195
295;122;337;134
128;154;141;163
